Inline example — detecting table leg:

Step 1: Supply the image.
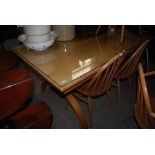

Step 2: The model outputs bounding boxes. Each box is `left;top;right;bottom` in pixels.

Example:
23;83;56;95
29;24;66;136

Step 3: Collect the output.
65;94;88;129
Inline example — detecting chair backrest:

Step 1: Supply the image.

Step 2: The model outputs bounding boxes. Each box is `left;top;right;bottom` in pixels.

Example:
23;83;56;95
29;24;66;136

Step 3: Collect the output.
81;52;124;97
135;63;155;128
0;68;34;121
115;40;149;79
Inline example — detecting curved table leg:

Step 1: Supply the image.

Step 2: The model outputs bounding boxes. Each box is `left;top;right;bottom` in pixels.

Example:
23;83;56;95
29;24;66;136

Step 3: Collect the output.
65;94;88;129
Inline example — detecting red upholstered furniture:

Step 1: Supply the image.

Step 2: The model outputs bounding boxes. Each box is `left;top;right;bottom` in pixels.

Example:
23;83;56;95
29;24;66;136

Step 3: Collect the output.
10;101;52;129
0;68;53;129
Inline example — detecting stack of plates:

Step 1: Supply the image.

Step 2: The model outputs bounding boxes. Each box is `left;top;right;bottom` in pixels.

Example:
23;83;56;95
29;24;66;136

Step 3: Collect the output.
18;31;58;51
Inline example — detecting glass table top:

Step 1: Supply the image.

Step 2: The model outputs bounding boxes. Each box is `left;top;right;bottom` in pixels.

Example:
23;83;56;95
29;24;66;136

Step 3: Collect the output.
13;30;146;92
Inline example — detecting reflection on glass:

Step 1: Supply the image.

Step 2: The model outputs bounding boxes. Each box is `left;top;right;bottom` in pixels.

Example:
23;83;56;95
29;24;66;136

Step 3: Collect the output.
72;57;95;80
64;44;67;53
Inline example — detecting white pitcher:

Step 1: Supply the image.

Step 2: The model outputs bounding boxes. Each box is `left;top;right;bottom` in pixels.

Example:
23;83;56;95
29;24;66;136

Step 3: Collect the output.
18;25;51;43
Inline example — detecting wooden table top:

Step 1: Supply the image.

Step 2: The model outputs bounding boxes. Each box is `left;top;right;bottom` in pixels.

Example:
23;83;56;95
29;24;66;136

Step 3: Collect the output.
13;30;146;93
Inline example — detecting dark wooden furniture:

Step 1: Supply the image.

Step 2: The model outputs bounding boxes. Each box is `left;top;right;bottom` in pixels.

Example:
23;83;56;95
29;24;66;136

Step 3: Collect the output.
0;68;52;129
135;63;155;128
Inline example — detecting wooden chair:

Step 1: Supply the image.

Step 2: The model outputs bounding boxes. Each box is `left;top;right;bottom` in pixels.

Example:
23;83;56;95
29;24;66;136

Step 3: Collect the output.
72;52;124;127
135;63;155;128
113;40;149;102
0;68;53;128
96;25;125;44
97;25;150;71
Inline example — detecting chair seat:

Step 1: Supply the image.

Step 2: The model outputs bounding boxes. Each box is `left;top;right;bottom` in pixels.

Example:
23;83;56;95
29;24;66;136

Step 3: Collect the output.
77;79;109;97
10;102;53;129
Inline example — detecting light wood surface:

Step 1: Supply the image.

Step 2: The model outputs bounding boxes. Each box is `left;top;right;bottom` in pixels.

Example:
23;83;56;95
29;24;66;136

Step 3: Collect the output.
13;30;145;93
13;30;146;128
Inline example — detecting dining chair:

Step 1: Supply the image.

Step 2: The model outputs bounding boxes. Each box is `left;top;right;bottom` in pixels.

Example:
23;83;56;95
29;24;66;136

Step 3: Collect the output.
120;25;150;71
135;63;155;128
96;25;125;44
113;40;149;103
0;68;53;128
72;52;124;127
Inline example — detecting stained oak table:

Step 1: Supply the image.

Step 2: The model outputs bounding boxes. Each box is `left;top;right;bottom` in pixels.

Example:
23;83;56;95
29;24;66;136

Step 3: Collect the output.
13;30;146;128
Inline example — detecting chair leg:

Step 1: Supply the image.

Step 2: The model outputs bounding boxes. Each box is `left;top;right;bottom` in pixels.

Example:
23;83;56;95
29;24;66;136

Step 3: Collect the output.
41;81;48;92
116;79;121;103
146;47;149;72
96;25;101;35
106;90;112;104
139;25;142;34
121;25;125;44
128;77;132;89
88;96;93;128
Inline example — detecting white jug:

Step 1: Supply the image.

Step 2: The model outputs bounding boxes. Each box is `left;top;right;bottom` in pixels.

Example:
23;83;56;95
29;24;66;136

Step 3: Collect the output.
22;25;51;35
18;25;51;43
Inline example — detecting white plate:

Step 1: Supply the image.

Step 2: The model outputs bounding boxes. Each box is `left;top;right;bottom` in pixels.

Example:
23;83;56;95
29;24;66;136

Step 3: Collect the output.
18;31;58;51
